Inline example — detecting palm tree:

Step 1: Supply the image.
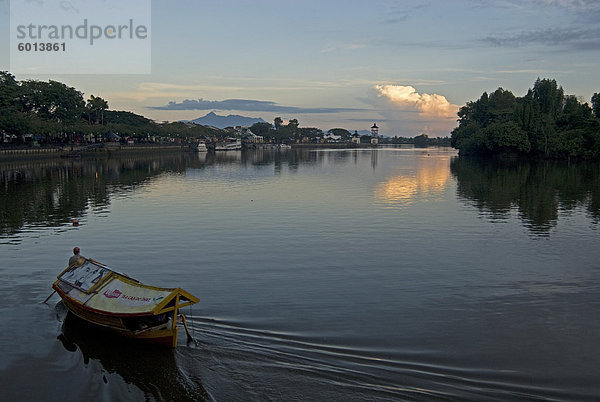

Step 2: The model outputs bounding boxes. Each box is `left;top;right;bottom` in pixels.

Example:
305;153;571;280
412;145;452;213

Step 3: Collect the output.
87;95;109;125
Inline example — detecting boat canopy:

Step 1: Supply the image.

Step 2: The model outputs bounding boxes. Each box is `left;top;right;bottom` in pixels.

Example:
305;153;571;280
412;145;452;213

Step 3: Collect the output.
55;259;198;316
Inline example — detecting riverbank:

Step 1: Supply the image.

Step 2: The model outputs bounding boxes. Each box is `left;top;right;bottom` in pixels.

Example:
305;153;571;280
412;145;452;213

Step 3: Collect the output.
0;142;386;159
291;143;367;149
0;143;186;159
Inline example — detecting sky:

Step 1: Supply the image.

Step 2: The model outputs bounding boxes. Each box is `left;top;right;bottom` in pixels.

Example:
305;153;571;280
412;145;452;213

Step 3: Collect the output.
1;0;600;137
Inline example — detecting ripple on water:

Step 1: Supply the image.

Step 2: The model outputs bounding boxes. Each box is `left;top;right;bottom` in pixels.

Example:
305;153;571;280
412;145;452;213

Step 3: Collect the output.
176;316;586;401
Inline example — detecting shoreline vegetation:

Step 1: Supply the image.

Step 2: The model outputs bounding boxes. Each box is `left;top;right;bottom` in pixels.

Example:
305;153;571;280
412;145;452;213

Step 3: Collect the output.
451;78;600;160
2;72;598;159
0;71;449;157
0;141;436;160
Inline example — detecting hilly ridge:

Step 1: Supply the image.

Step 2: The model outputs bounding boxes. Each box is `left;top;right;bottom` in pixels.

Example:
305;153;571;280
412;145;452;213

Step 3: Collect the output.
184;112;266;129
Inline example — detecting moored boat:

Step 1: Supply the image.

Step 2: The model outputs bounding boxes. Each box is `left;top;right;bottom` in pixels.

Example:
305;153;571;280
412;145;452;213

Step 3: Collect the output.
52;258;199;347
215;137;242;151
194;141;208;152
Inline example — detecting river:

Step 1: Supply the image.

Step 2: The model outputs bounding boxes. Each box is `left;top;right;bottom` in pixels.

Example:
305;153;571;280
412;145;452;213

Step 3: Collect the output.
0;147;598;400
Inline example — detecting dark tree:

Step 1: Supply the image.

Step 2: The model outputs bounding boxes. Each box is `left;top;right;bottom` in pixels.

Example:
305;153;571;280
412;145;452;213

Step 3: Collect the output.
451;78;600;159
592;93;600;118
249;122;274;137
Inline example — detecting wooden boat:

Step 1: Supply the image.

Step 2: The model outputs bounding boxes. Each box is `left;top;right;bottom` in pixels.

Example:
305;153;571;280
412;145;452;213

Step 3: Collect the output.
52;258;199;348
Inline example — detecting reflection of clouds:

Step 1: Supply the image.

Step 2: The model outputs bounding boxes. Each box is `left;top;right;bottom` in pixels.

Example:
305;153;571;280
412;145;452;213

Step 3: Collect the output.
376;176;420;203
375;159;450;205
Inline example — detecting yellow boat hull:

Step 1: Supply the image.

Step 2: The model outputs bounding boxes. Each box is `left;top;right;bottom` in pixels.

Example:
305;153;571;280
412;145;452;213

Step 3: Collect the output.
55;284;179;348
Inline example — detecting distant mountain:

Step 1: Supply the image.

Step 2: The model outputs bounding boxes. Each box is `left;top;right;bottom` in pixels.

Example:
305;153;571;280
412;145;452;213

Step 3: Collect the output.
356;130;372;136
184;112;266;129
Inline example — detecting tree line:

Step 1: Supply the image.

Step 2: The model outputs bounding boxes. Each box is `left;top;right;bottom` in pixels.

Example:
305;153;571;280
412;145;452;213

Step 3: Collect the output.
0;71;355;145
0;71;222;144
250;120;451;145
1;70;455;146
250;118;330;142
451;78;600;159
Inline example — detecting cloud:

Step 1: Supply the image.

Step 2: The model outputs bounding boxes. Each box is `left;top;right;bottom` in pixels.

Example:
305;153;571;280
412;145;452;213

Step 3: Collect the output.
482;27;600;50
366;85;460;137
384;3;429;24
475;0;600;49
524;0;600;9
374;85;459;118
150;98;364;114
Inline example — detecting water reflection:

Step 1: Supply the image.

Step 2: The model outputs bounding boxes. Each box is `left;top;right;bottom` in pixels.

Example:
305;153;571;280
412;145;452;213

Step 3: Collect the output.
3;150;598;239
59;312;207;401
375;155;451;205
0;151;303;237
0;155;191;237
371;149;378;169
2;149;600;400
451;157;600;234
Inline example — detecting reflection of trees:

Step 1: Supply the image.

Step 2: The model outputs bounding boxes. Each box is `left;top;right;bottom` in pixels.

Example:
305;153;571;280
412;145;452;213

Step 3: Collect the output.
0;154;193;236
451;157;600;233
290;149;318;168
0;150;330;236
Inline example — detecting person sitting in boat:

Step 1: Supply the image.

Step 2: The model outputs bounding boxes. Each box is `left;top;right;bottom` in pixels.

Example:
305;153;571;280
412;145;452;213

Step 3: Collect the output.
68;247;86;266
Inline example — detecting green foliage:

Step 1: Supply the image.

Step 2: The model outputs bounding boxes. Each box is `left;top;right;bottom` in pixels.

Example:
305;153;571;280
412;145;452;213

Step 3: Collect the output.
0;72;20;109
0;109;31;135
0;71;219;142
451;78;600;159
104;110;152;127
21;79;85;124
488;88;517;123
274;117;283;131
456;125;489;156
249;122;274;137
413;134;429;147
484;121;530;154
299;127;323;139
532;78;564;118
327;128;351;140
249;120;300;142
0;72;87;138
266;118;301;141
86;95;109;124
591;93;600;118
287;118;299;139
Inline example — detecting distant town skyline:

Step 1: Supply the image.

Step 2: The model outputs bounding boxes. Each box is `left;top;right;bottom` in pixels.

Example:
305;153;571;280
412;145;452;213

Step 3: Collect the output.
1;0;599;137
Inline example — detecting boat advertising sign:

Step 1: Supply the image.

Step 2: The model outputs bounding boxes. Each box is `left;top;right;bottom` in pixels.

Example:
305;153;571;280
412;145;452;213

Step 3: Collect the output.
86;277;172;314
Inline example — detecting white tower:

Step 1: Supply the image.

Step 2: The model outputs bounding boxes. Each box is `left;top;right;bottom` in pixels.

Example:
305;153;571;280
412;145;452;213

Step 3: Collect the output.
371;123;379;145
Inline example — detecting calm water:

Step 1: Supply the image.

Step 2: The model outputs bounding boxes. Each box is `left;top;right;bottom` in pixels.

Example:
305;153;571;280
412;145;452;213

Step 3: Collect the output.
0;147;599;401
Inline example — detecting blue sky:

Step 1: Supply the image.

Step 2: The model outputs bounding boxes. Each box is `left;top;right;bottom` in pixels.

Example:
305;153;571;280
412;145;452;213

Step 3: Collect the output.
1;0;600;136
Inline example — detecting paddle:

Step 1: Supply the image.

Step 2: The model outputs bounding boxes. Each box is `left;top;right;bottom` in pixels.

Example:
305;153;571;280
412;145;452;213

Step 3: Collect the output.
180;314;197;344
42;290;56;304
